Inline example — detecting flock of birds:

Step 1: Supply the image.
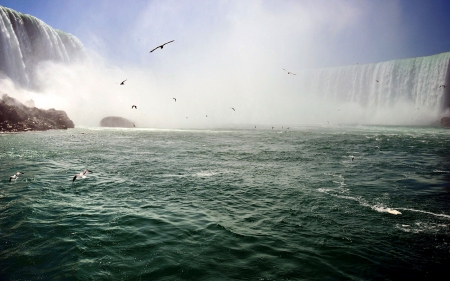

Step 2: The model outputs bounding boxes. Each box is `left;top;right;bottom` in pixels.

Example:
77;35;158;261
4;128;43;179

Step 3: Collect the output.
116;39;303;129
9;169;93;183
6;41;448;184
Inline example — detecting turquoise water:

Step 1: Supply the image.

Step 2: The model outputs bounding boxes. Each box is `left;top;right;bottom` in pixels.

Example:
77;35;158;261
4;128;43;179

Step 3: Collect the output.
1;126;450;280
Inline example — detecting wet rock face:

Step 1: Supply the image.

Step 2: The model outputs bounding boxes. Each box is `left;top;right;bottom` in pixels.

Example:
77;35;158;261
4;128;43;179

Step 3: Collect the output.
0;94;74;132
100;116;134;128
441;117;450;127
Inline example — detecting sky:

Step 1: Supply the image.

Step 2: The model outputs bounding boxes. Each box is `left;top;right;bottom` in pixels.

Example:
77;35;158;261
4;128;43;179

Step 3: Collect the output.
1;0;450;128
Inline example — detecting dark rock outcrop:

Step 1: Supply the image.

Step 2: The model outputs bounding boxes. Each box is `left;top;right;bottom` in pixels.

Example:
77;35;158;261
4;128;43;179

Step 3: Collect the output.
100;116;135;128
441;117;450;127
0;94;74;132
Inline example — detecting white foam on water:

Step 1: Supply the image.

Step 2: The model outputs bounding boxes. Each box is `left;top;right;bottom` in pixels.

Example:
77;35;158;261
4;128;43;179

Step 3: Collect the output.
396;222;449;234
317;188;401;215
396;208;450;219
372;206;401;215
194;171;220;178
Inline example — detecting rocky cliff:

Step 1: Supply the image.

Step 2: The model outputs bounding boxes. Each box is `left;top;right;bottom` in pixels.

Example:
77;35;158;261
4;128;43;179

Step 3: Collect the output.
0;94;74;132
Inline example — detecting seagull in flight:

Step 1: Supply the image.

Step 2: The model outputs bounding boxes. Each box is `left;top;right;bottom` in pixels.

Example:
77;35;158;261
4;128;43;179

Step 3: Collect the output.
132;105;137;109
231;107;235;111
150;40;174;53
73;169;92;182
283;68;296;75
173;98;176;102
9;172;24;182
120;79;127;85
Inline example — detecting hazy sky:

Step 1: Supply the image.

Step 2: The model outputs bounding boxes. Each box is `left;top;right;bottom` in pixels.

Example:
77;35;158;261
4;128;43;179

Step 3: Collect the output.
1;0;450;127
2;0;450;67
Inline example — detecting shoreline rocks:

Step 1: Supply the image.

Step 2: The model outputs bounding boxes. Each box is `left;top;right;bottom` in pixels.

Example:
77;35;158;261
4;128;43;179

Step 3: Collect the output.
0;94;74;133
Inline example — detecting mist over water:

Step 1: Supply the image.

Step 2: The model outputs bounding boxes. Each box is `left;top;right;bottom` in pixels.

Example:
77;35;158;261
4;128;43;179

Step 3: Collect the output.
2;52;448;129
1;1;449;129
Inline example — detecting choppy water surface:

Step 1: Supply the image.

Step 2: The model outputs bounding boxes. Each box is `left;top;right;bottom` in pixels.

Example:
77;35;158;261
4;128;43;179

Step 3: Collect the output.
1;126;450;280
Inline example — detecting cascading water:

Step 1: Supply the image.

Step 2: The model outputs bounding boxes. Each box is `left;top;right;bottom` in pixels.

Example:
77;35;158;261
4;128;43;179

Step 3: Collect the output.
0;6;86;90
297;52;450;114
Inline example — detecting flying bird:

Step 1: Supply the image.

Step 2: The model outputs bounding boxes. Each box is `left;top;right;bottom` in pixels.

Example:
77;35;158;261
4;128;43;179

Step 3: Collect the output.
173;98;176;102
120;79;127;85
283;68;296;75
73;169;92;182
439;85;446;88
231;108;235;111
132;105;137;109
9;172;24;182
150;40;174;53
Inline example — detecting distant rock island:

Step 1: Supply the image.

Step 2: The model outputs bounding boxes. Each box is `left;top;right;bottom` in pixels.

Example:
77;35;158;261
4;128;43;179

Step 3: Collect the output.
0;94;74;132
100;116;135;128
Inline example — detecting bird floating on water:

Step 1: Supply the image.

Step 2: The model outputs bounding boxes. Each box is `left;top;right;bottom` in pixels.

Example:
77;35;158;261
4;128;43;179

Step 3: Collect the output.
282;68;296;75
150;40;174;53
120;79;127;85
351;156;354;161
73;170;92;182
132;105;137;109
9;172;24;182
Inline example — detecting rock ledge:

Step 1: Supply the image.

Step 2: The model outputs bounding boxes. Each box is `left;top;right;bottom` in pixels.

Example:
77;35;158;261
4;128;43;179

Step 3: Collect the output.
0;94;74;132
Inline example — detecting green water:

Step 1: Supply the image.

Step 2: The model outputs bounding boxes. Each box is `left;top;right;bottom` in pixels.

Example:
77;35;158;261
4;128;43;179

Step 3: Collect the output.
1;126;450;280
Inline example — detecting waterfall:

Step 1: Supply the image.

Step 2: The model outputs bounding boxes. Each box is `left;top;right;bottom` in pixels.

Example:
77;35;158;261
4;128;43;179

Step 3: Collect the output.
0;6;86;89
297;52;450;113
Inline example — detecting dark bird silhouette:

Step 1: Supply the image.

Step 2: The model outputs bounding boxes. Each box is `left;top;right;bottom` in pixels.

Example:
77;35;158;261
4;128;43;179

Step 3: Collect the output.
173;98;176;102
9;172;24;182
231;108;235;111
150;40;174;52
132;105;137;109
439;85;446;88
206;115;208;117
120;79;127;85
272;127;274;129
351;156;354;161
73;169;92;182
283;68;296;75
376;80;379;82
